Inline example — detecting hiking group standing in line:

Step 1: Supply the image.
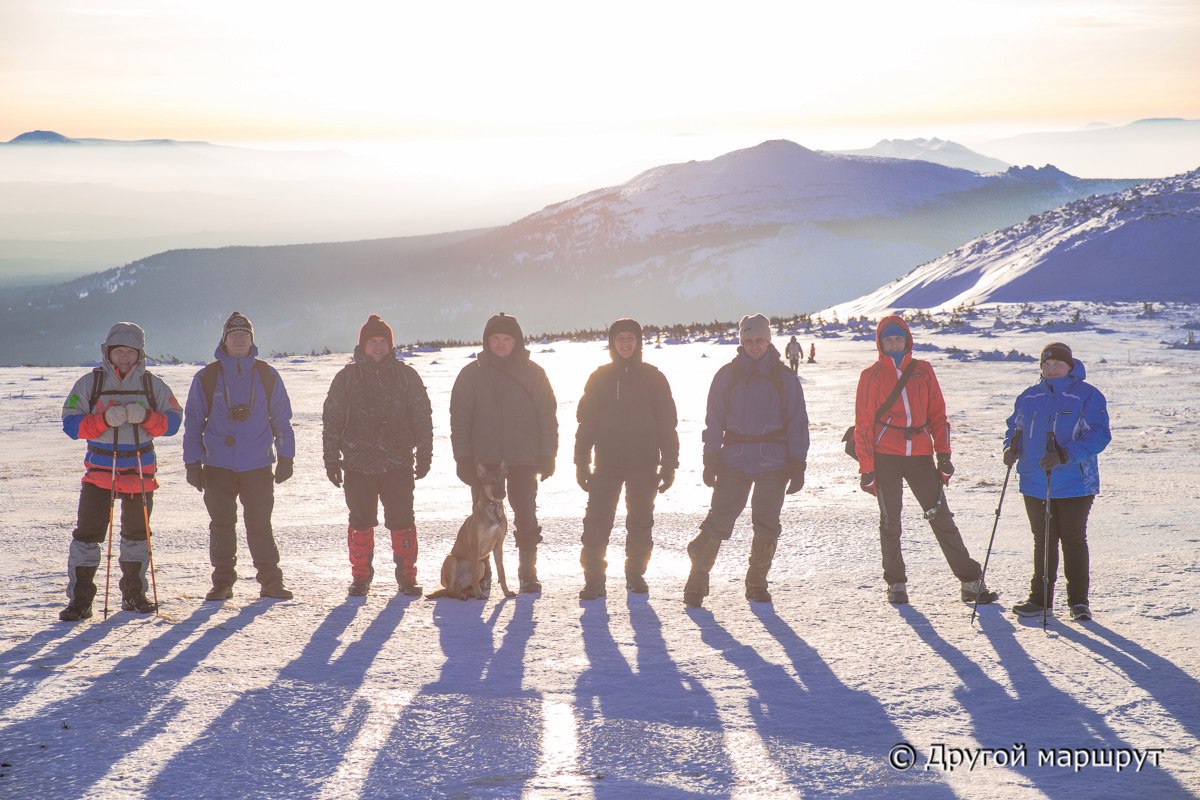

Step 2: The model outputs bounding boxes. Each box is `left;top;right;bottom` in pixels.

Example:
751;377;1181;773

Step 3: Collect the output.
58;311;1109;624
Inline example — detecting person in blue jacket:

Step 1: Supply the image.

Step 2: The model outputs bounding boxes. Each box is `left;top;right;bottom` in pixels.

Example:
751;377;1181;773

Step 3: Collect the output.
684;313;810;608
183;312;297;601
1003;342;1110;621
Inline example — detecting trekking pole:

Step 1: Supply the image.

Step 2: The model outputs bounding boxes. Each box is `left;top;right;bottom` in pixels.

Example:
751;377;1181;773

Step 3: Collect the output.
1042;431;1056;631
971;430;1020;625
102;426;119;620
132;425;160;616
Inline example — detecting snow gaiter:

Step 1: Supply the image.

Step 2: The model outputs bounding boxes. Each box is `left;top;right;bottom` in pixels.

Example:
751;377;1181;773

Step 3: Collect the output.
348;527;376;582
390;526;421;595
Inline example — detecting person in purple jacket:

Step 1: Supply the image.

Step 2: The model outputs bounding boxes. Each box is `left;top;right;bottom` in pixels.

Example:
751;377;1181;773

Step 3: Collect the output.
183;312;296;601
684;313;810;608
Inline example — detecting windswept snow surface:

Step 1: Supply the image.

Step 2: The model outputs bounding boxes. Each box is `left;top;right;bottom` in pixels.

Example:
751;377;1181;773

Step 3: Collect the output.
2;303;1199;799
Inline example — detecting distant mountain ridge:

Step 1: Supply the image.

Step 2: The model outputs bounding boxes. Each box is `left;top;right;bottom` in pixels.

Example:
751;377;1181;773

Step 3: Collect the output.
0;140;1143;363
832;138;1010;174
825;168;1200;318
4;130;206;146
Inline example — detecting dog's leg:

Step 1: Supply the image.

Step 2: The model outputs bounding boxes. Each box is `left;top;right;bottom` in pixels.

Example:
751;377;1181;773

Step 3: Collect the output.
493;541;517;598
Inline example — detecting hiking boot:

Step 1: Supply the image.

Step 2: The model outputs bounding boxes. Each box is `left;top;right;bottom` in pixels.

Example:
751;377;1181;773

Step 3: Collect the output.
59;600;93;622
121;593;157;613
961;578;998;604
887;583;909;605
518;546;542;594
396;571;423;597
205;583;234;601
683;534;722;609
260;581;294;600
1070;604;1092;621
1012;600;1047;617
684;592;705;608
579;545;605;601
348;579;371;597
624;542;652;595
744;535;777;604
625;575;649;594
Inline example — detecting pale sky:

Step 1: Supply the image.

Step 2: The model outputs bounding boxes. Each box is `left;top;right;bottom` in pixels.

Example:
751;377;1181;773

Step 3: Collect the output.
3;0;1198;147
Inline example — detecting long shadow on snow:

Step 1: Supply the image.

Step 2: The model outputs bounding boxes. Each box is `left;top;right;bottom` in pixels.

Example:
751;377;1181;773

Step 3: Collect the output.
573;596;733;798
0;602;258;799
363;596;541;799
1055;621;1200;765
152;597;412;799
0;611;133;713
901;607;1195;799
697;605;955;799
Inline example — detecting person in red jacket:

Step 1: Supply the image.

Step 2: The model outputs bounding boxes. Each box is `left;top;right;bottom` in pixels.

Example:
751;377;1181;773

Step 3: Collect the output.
854;315;997;606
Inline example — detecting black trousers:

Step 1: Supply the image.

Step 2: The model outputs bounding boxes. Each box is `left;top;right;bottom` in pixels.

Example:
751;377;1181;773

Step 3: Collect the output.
471;464;540;548
581;464;659;555
874;453;981;586
73;481;153;543
202;466;281;586
1023;494;1093;607
344;469;415;530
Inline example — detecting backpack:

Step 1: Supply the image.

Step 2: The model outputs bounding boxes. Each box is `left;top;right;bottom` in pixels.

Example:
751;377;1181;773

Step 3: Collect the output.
88;367;157;411
196;360;277;422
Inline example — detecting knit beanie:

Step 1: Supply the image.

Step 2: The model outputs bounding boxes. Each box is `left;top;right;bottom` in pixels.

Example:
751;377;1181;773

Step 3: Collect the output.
881;322;906;340
1040;342;1074;368
359;314;394;351
607;318;643;358
483;312;524;343
738;313;771;341
223;311;254;341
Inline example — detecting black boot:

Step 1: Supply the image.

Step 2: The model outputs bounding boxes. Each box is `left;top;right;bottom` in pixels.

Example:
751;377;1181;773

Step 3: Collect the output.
683;534;722;608
744;535;778;603
518;545;542;594
395;564;422;597
61;562;98;621
624;541;652;594
578;546;606;600
119;560;156;613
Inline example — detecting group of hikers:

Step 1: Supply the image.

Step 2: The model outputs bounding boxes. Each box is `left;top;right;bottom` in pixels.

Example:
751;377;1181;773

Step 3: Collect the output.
58;310;1111;625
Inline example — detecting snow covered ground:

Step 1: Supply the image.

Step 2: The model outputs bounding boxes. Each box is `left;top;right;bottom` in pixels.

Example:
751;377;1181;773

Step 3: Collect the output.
1;303;1198;799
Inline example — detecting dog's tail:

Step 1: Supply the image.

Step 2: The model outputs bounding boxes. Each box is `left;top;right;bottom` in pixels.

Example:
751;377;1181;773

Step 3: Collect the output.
424;588;457;600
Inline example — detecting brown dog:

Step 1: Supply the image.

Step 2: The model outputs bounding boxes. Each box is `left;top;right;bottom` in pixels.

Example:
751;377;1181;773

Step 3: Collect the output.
426;463;516;600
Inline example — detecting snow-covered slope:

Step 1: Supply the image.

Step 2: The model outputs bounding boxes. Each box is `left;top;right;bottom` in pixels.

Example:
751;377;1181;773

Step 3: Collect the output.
833;138;1011;174
826;169;1200;319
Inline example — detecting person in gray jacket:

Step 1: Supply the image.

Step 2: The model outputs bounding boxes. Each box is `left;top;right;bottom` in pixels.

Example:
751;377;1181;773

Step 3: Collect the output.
450;313;558;593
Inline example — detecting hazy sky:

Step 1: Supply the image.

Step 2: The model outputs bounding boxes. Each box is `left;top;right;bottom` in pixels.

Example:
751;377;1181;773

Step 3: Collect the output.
4;0;1198;147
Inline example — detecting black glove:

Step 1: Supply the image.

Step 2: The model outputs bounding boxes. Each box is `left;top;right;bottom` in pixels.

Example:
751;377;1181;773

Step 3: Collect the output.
538;455;555;482
456;458;477;487
576;464;592;492
325;460;343;488
185;463;204;493
1040;444;1067;472
936;453;954;485
786;459;806;495
273;457;293;484
657;465;675;494
702;452;721;488
414;459;430;480
1002;446;1019;467
860;472;877;496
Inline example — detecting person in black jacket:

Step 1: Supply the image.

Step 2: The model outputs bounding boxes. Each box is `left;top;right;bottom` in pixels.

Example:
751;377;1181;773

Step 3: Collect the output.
450;313;558;593
575;318;680;599
323;315;433;597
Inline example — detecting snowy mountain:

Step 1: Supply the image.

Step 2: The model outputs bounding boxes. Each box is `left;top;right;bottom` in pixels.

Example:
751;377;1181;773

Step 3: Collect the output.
833;138;1011;174
0;140;1138;363
825;169;1200;319
976;118;1200;180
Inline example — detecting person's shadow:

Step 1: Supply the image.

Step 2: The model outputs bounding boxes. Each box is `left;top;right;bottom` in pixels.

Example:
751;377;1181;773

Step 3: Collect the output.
151;597;412;799
900;606;1194;798
572;597;733;798
0;601;263;798
361;595;540;799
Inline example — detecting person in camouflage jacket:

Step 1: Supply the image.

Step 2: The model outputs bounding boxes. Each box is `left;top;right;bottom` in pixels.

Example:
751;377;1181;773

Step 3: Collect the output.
323;314;433;596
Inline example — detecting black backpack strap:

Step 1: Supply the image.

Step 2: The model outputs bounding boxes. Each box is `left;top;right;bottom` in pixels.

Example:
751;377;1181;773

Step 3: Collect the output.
254;359;277;402
89;367;156;410
141;371;157;410
199;362;221;420
88;367;104;410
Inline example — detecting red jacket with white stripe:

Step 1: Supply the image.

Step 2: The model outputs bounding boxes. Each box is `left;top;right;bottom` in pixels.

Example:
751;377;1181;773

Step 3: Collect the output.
853;315;951;474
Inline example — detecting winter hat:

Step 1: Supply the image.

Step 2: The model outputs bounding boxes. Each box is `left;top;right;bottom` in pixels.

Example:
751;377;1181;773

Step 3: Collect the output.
607;318;643;357
483;312;524;343
104;322;146;358
1040;342;1074;368
359;314;394;351
738;313;771;341
223;311;254;340
881;322;906;340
